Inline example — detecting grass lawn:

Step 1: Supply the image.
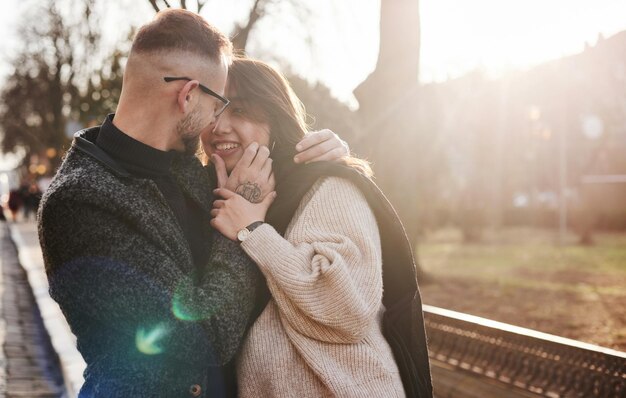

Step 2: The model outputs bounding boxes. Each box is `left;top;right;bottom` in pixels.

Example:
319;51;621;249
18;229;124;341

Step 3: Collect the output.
417;227;626;351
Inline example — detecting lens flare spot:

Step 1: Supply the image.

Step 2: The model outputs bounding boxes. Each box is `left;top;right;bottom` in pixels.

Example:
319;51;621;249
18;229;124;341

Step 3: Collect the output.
136;324;168;355
172;277;217;321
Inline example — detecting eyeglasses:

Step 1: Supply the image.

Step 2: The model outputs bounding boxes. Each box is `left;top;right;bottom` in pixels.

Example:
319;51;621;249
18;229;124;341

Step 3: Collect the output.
163;76;230;117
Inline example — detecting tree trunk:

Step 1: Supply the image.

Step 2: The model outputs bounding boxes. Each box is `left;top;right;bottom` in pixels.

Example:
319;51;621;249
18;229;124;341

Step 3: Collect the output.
353;0;430;282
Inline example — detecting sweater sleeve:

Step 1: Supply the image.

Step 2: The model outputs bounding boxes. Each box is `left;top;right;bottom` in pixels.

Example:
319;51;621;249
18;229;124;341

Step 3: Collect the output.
240;177;383;343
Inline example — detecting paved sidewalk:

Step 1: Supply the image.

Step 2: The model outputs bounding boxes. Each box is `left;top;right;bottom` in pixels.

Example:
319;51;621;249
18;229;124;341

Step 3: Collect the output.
5;221;85;397
0;222;67;397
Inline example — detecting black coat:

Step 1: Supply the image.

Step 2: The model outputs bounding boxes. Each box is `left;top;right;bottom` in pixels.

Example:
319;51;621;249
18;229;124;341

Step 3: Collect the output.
38;127;261;398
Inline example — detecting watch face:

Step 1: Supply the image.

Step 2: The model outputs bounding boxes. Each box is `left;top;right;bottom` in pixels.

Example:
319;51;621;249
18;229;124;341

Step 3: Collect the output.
237;228;250;242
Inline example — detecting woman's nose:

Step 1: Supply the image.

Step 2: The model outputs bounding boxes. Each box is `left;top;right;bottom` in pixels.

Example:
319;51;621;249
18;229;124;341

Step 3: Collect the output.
212;112;232;135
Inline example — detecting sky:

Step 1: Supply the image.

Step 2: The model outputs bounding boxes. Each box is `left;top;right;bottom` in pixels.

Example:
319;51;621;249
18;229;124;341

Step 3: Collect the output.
1;0;626;168
419;0;626;82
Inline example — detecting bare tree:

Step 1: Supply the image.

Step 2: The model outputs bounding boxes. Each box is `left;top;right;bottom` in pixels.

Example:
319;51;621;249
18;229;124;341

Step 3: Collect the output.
144;0;310;52
147;0;252;48
230;0;266;51
147;1;207;14
0;0;116;169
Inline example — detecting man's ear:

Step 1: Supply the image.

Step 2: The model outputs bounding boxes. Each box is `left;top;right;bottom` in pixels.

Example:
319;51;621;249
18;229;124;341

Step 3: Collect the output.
177;80;200;114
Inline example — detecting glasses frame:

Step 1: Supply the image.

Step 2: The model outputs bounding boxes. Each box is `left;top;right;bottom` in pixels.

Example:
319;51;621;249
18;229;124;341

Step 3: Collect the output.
163;76;230;117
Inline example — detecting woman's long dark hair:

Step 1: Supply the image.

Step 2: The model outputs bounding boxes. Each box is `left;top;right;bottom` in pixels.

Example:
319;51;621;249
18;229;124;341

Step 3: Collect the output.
225;56;372;179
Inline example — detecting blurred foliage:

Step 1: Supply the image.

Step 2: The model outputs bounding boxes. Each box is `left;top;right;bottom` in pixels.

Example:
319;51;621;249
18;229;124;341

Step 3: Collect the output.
412;33;626;240
288;75;360;147
77;48;126;127
353;0;626;245
0;0;125;169
1;0;623;242
0;1;82;159
0;0;312;171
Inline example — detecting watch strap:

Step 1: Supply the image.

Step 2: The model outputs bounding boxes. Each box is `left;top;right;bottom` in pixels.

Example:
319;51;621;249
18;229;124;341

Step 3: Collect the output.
246;221;264;232
237;221;264;243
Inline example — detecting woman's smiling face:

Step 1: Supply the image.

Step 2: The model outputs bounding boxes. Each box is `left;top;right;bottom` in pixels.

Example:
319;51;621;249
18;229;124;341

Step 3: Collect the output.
201;88;271;173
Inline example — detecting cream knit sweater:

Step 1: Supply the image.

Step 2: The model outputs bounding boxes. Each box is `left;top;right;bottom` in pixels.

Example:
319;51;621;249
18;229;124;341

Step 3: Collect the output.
238;177;406;397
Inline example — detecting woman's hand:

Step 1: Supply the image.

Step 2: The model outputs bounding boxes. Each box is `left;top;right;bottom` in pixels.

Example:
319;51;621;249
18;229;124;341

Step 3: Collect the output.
210;188;277;241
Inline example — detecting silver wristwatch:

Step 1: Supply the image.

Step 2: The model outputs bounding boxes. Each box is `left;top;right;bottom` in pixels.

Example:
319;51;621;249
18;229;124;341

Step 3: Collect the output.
237;221;264;243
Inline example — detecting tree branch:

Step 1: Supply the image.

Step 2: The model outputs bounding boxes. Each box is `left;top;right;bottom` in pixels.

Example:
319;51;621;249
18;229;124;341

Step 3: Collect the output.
231;0;266;51
148;0;160;12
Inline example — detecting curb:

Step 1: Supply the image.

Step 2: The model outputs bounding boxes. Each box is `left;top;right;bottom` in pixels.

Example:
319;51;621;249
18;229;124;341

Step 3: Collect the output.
8;222;85;398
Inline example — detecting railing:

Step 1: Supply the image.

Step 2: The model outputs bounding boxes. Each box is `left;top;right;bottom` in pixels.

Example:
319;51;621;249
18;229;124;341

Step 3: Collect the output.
423;305;626;398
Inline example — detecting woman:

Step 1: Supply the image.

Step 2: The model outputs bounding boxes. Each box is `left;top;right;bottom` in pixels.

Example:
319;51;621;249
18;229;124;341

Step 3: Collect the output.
203;57;432;397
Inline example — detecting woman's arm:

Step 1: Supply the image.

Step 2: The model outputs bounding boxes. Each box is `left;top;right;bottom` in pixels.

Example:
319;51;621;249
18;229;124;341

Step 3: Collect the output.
212;177;383;343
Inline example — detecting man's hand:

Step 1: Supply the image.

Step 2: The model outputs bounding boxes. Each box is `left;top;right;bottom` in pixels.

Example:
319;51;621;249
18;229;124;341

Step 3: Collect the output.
294;129;349;164
212;142;275;203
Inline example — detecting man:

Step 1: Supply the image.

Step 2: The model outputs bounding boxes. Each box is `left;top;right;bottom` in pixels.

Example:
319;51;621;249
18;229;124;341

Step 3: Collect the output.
38;9;347;398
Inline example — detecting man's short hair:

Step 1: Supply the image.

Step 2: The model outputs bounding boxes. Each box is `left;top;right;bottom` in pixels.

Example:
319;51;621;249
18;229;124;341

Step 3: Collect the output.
131;9;232;63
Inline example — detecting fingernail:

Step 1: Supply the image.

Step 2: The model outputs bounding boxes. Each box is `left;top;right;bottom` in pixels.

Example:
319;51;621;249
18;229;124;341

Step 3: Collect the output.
295;144;302;151
293;156;300;163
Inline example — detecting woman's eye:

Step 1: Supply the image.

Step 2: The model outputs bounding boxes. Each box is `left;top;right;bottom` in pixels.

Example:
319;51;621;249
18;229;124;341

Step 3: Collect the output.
232;107;245;115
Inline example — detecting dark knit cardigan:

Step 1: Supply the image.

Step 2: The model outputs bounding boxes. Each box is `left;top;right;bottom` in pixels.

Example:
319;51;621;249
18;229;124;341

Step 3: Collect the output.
38;127;261;398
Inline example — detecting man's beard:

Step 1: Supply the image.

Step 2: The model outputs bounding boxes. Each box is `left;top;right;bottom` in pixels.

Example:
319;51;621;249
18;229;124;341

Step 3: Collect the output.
176;107;203;155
